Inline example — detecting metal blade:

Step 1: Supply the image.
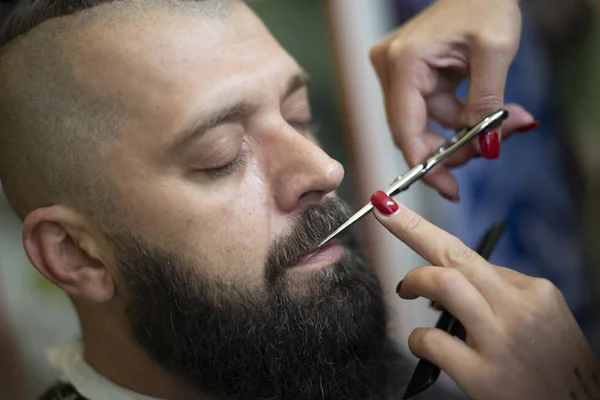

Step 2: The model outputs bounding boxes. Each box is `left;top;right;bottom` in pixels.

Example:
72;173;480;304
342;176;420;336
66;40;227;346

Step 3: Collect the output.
318;202;374;248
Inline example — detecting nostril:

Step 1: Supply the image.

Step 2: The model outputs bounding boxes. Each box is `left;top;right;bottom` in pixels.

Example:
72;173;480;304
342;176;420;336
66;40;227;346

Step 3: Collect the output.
297;190;327;209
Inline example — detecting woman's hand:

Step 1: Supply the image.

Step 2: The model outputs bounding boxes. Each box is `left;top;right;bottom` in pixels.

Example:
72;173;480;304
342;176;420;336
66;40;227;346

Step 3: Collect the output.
370;0;537;201
369;190;599;400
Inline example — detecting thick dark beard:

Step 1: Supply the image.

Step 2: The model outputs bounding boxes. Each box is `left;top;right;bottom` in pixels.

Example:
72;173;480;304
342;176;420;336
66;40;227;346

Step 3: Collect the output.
111;198;421;400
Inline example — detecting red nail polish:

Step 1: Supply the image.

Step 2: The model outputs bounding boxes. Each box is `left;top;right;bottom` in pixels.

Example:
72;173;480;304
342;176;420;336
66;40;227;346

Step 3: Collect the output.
479;131;500;159
396;280;403;293
370;190;399;215
517;120;540;133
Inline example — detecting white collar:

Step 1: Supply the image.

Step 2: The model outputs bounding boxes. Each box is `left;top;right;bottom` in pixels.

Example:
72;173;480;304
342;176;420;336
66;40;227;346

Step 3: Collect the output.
48;341;166;400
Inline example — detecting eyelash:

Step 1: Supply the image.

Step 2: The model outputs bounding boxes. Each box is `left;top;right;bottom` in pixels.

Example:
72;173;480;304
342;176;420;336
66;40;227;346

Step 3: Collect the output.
203;121;316;180
205;147;249;179
290;121;319;135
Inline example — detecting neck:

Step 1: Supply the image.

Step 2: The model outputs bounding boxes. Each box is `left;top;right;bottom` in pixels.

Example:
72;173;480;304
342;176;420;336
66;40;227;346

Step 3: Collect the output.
76;301;208;400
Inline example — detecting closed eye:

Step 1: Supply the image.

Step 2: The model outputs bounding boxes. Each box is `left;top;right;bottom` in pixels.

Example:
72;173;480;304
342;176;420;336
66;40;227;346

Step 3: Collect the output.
290;121;319;136
203;146;249;179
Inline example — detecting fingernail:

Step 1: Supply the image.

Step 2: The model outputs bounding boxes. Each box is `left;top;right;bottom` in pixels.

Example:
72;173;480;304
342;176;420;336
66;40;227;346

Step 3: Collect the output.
516;120;540;133
396;280;403;294
441;193;461;203
371;190;399;215
479;131;500;159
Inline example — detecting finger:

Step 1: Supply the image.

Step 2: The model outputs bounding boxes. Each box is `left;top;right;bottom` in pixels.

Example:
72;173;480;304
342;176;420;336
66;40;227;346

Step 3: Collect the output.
370;191;482;269
426;91;465;130
460;39;517;162
463;39;514;129
414;101;535;198
384;51;468;199
370;191;505;297
389;85;430;164
429;299;444;311
399;266;494;333
408;327;483;387
369;42;391;102
386;50;433;169
454;321;467;342
428;300;468;343
470;103;535;159
405;131;461;200
421;166;460;202
422;266;530;303
416;103;537;170
500;103;537;136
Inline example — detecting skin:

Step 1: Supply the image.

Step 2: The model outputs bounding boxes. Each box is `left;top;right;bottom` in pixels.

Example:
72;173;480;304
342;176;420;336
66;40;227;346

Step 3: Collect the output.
20;3;343;398
370;0;600;397
372;198;600;399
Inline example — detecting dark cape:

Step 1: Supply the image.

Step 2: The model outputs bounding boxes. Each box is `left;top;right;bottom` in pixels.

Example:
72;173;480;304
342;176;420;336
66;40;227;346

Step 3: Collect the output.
37;379;461;400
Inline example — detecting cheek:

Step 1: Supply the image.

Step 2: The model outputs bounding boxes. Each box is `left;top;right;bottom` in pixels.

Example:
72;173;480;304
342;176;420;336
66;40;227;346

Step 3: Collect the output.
121;157;274;287
201;160;272;285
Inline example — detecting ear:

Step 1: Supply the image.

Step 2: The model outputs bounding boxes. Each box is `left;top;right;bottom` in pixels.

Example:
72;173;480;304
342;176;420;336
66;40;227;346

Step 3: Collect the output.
22;205;116;303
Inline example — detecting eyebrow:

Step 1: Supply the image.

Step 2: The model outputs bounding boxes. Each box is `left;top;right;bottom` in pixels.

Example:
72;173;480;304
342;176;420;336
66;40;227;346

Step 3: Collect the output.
169;72;311;152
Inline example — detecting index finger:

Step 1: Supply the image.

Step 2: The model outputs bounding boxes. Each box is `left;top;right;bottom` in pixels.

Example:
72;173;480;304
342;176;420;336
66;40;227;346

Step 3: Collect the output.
369;190;481;269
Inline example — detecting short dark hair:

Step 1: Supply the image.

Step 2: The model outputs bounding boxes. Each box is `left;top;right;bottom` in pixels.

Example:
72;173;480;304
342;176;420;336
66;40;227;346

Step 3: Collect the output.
0;0;236;48
0;0;123;47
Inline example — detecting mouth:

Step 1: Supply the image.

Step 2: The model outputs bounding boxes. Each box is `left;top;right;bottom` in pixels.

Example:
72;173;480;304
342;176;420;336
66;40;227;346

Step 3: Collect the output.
288;241;344;270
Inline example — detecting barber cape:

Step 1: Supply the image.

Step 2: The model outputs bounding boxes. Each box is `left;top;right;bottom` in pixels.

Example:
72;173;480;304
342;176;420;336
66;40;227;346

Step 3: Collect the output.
38;341;162;400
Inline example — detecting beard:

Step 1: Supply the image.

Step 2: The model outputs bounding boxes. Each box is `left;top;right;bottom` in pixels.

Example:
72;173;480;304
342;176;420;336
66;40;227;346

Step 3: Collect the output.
110;197;418;400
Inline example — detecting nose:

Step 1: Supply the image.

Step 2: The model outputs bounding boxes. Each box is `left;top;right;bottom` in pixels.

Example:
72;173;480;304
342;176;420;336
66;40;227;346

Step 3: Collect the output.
268;127;344;212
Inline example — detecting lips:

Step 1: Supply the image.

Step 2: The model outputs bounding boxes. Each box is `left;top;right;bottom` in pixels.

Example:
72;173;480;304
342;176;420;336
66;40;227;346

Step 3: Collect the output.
288;241;344;269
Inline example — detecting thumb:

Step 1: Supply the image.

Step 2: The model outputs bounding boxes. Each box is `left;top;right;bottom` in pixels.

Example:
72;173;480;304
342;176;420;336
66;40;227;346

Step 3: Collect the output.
464;42;514;127
463;41;516;157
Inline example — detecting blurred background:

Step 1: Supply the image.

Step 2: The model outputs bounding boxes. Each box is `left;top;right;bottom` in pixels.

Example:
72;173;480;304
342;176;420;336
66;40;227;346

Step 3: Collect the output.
1;0;600;398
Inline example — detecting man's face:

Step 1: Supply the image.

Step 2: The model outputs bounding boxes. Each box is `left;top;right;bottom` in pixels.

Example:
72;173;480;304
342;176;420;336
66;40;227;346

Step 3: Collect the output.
83;4;342;288
74;3;405;399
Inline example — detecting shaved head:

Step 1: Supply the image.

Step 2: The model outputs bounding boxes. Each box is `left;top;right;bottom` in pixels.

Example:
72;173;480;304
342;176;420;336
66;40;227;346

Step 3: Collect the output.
0;0;237;223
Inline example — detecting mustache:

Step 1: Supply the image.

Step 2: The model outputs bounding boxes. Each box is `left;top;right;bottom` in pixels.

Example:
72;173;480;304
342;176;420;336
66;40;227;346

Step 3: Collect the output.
266;197;354;279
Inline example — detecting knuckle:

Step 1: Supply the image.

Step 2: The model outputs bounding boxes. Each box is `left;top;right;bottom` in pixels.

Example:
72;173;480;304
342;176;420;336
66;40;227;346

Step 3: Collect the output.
400;212;422;231
442;239;475;266
513;278;564;326
531;278;562;303
471;31;516;55
385;39;417;64
388;209;423;239
435;268;464;298
467;93;503;122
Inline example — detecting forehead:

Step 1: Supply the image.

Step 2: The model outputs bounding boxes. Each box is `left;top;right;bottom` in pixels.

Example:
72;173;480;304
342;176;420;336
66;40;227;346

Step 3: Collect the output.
70;3;301;138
